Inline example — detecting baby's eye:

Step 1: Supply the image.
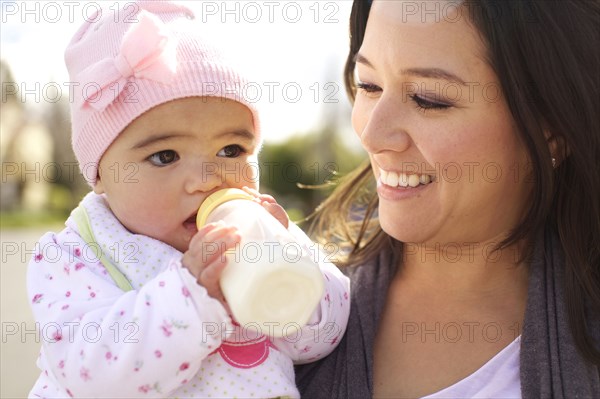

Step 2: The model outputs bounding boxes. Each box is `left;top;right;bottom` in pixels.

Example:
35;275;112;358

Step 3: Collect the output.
217;145;245;158
147;150;179;166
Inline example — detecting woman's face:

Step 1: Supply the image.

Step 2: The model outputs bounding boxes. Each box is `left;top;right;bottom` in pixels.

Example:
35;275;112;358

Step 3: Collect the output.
352;0;533;246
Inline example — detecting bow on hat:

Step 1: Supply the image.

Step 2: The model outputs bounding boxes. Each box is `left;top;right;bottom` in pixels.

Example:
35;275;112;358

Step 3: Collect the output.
77;11;177;111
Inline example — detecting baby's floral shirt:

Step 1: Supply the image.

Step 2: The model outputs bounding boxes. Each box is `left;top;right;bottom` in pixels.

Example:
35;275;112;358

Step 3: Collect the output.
27;192;350;398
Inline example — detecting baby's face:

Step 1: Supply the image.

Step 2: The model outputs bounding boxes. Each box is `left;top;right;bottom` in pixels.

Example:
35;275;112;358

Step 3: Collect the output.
93;96;260;253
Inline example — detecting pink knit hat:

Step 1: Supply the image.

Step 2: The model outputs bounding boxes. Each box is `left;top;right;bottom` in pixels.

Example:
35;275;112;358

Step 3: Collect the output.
65;0;260;185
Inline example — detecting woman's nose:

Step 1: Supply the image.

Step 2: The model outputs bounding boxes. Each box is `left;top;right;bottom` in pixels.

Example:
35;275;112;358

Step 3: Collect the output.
353;93;413;155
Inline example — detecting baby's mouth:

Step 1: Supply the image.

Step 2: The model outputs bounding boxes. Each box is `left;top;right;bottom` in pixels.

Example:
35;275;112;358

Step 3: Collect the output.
183;213;198;232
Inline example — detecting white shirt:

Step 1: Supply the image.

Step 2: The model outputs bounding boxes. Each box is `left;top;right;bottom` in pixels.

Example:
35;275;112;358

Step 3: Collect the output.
423;336;521;398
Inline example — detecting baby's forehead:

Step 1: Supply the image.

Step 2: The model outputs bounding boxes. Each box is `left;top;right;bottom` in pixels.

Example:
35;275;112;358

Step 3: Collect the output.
111;98;258;151
126;96;256;130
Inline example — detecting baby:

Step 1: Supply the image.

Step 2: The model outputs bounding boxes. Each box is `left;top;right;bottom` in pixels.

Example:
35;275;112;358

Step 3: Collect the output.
27;2;349;398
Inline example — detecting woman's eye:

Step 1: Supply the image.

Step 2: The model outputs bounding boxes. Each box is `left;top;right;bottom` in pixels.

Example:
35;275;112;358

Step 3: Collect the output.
356;82;382;95
217;144;245;158
147;150;179;166
411;94;452;111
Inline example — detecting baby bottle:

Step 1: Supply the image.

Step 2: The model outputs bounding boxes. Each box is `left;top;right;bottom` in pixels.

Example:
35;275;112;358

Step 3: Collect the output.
196;188;324;338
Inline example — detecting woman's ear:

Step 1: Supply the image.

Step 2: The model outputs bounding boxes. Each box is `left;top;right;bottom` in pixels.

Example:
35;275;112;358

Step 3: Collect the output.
544;130;570;168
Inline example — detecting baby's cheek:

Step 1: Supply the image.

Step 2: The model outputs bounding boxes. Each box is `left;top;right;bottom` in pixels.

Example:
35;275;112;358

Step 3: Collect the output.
242;163;260;189
119;205;165;237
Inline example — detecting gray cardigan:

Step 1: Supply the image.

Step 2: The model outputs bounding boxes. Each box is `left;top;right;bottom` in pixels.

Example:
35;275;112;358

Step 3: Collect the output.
296;230;600;398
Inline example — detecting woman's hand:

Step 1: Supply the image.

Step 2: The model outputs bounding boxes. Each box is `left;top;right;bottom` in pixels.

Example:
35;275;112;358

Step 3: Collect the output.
242;187;290;229
182;221;240;309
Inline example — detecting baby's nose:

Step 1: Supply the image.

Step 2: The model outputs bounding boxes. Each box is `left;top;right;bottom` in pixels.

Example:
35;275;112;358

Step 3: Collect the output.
184;162;224;194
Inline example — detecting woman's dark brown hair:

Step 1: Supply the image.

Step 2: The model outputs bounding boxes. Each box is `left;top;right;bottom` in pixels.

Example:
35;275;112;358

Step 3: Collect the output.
312;0;600;364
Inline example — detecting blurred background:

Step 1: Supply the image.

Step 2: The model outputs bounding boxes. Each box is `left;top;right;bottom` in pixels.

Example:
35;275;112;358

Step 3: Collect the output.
1;1;365;397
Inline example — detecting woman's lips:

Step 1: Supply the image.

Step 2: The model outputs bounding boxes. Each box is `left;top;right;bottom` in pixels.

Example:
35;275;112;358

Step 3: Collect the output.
377;177;433;201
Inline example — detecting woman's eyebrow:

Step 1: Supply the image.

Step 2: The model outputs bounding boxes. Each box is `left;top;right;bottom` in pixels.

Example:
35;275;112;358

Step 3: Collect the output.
354;52;374;68
355;53;467;86
402;67;467;86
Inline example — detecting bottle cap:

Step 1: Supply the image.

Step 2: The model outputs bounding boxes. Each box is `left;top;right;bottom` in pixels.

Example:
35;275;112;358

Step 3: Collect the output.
196;188;255;228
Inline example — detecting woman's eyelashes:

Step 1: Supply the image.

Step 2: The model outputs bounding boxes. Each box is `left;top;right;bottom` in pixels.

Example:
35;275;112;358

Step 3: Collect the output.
410;94;452;111
147;150;179;166
356;82;382;95
356;81;453;111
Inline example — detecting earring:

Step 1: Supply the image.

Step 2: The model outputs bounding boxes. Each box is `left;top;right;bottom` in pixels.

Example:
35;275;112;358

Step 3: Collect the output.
551;157;557;168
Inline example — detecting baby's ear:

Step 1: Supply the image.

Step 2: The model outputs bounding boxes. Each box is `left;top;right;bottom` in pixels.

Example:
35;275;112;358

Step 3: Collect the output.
93;173;105;194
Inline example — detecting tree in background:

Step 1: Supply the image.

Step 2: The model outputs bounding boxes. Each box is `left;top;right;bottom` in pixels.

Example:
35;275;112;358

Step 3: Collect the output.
259;125;364;223
1;61;55;214
258;72;365;223
42;95;89;214
1;61;87;225
1;60;26;211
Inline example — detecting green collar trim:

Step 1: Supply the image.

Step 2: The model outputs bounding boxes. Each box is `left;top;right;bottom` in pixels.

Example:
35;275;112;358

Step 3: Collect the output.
71;205;134;292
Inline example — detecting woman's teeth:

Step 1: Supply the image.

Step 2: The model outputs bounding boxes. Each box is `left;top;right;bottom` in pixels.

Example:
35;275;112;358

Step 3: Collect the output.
380;169;434;188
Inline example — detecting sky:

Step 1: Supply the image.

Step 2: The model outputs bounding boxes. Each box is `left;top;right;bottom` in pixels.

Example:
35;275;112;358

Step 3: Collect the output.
0;0;357;144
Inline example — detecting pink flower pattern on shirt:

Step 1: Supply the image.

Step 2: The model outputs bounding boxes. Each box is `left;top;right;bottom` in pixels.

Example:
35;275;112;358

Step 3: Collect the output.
26;192;350;398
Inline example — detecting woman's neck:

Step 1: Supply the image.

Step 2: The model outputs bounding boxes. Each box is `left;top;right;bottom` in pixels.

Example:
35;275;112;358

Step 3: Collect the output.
397;239;530;303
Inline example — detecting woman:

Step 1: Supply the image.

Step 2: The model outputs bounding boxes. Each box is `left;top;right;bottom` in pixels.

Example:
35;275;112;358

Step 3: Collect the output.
296;0;599;397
